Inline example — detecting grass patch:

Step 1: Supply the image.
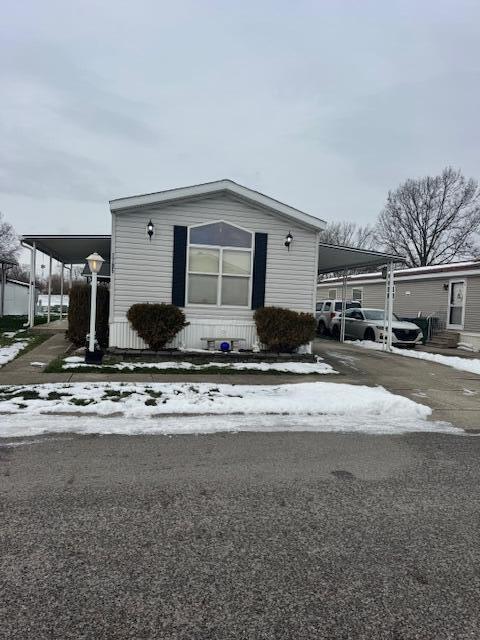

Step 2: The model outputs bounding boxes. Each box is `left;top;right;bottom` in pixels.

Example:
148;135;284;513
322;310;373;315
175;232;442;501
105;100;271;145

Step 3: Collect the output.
0;328;50;364
101;389;135;399
47;391;72;400
0;390;40;401
144;398;157;406
0;315;61;332
45;362;318;375
145;388;163;398
69;398;95;406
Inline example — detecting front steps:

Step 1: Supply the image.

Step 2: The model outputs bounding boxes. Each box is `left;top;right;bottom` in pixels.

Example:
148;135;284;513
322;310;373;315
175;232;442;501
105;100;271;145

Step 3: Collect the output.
428;330;460;349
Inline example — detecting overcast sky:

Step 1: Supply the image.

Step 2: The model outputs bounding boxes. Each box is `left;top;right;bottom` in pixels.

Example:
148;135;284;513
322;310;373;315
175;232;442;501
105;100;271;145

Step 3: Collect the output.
1;0;479;237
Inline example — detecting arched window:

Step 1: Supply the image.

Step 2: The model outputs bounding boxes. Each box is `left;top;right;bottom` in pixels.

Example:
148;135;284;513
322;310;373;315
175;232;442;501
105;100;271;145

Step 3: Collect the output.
187;221;253;307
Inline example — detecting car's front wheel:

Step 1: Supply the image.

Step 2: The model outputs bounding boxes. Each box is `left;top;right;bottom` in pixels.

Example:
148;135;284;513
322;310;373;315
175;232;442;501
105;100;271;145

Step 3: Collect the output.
317;321;328;336
364;328;376;342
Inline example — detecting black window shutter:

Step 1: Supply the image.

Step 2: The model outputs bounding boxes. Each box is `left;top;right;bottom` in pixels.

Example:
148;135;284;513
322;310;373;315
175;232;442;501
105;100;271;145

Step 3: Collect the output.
172;226;188;306
251;232;268;309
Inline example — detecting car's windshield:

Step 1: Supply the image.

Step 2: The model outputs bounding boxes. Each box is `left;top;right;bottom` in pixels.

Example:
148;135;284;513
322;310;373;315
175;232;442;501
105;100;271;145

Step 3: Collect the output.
363;310;399;321
334;301;361;311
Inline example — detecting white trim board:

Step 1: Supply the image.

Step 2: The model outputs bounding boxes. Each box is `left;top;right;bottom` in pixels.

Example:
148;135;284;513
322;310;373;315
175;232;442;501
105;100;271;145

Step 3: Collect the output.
318;269;480;287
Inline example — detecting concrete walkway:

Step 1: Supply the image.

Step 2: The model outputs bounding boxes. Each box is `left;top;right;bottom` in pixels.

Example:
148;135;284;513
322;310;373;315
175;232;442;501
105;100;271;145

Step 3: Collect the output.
0;334;73;384
32;318;68;335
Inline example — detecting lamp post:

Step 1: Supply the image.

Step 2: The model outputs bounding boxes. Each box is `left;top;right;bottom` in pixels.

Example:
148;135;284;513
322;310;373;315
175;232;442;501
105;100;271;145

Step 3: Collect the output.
85;252;104;360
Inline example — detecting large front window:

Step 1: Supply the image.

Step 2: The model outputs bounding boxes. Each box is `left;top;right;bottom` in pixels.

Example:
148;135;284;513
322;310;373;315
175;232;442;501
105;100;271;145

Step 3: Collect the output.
187;221;253;306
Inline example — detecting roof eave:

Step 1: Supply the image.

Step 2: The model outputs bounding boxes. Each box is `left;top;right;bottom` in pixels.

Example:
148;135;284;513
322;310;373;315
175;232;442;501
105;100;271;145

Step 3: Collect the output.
109;179;326;231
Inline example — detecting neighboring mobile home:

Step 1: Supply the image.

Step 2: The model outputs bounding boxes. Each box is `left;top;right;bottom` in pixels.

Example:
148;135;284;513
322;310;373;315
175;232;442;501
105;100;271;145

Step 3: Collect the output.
109;180;326;350
3;279;35;316
317;260;480;350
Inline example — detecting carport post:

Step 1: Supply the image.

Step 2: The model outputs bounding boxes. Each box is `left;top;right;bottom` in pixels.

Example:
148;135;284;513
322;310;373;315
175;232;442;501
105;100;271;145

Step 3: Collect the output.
386;261;395;351
0;263;6;317
29;241;36;328
382;267;388;351
340;268;347;343
47;254;52;323
69;264;73;290
60;262;64;318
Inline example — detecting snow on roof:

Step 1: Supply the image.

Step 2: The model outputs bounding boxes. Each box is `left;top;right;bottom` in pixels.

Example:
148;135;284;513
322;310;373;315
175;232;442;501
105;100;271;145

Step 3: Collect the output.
318;259;480;284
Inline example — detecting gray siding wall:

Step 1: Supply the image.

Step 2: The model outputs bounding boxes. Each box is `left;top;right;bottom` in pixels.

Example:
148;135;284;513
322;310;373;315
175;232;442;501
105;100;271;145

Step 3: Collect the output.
465;275;480;333
319;274;480;332
112;193;318;322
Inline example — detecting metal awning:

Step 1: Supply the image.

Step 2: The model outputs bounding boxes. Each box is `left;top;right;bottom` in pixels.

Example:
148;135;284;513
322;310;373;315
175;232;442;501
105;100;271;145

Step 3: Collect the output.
317;243;405;275
22;235;111;264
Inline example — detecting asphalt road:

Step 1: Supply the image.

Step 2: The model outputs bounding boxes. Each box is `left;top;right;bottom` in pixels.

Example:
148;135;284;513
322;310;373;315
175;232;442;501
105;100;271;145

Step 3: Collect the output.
1;431;480;639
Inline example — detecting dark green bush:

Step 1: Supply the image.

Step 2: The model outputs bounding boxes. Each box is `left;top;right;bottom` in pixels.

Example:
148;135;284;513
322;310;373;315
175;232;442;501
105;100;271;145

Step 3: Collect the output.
67;282;110;349
254;306;316;353
127;303;188;350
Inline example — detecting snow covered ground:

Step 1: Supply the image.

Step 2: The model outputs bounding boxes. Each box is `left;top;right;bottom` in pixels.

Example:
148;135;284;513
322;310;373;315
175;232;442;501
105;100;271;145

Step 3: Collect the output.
0;381;460;437
349;340;480;376
0;341;30;367
62;356;337;375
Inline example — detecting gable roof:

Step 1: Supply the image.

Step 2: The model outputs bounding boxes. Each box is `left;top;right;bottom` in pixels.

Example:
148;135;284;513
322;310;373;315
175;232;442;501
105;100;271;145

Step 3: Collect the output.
109;179;326;231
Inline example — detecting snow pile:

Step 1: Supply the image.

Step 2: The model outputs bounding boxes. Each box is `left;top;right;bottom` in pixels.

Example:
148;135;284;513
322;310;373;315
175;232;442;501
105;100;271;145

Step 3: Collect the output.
350;340;480;376
62;356;336;375
0;380;456;437
0;380;428;419
0;341;29;367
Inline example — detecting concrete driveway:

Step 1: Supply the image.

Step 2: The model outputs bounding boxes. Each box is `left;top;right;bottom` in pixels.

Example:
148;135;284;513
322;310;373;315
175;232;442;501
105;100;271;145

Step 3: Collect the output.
313;338;480;430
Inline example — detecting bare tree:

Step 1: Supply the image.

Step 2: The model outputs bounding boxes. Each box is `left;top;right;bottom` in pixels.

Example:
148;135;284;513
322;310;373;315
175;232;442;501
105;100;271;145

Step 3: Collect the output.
319;221;375;249
8;263;42;289
376;167;480;267
0;212;19;261
39;273;72;294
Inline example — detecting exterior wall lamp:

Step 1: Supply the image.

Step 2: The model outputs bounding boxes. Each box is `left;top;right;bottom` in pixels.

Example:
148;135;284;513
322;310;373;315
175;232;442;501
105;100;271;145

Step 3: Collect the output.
284;232;293;250
147;219;154;240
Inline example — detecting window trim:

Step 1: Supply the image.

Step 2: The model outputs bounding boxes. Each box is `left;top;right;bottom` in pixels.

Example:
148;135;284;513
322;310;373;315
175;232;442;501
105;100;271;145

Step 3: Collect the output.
185;221;254;308
352;287;363;304
328;288;337;299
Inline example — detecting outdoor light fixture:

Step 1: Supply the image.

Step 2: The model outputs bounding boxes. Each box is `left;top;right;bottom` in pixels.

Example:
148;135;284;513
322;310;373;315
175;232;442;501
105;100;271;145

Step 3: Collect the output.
284;231;293;250
86;252;105;274
85;252;105;364
147;219;154;240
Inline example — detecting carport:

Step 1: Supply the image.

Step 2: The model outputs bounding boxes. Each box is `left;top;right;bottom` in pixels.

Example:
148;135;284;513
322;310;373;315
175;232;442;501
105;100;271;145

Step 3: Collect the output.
20;234;401;346
21;235;111;327
317;243;405;350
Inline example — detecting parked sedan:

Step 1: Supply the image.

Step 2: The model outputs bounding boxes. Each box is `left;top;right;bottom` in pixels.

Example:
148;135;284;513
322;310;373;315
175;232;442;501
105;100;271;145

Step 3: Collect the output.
331;308;423;347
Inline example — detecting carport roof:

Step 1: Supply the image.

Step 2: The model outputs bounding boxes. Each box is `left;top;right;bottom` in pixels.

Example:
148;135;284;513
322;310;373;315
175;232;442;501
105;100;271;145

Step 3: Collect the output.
21;235;403;274
317;243;405;274
22;235;111;264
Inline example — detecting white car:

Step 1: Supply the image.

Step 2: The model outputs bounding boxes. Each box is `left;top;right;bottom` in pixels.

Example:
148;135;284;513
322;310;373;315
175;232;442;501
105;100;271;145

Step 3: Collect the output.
331;308;423;347
315;299;362;335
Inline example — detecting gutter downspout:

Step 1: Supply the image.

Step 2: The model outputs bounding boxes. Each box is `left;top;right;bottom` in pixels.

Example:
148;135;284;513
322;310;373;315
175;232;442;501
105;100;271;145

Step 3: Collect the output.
21;241;36;328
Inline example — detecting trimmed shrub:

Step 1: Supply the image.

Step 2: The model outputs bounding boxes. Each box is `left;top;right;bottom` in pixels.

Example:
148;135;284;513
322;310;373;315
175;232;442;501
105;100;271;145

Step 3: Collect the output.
67;282;110;349
254;306;317;353
127;303;188;351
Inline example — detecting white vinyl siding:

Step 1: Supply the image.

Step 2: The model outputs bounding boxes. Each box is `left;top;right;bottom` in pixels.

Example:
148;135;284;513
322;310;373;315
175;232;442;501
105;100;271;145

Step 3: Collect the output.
111;193;319;347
